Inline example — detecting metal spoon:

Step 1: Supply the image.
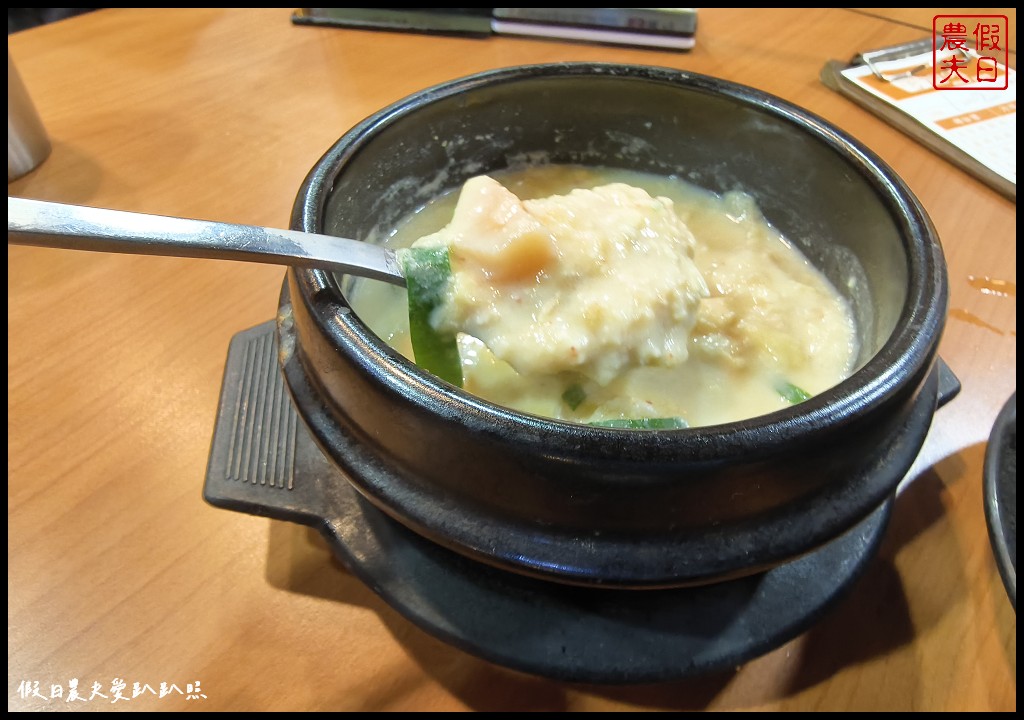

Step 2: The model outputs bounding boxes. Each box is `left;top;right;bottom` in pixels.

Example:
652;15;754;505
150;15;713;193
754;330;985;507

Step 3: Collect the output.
7;196;406;285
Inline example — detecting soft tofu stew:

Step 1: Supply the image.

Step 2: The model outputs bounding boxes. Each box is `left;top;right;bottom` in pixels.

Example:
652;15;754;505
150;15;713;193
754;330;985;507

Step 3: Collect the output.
348;165;858;428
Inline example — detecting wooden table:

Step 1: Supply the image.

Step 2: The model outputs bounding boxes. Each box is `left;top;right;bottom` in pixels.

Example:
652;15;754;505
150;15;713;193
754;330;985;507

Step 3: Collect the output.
8;8;1016;711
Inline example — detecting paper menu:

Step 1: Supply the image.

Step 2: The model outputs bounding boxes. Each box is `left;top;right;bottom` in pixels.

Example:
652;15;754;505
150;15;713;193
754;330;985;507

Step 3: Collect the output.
839;50;1016;190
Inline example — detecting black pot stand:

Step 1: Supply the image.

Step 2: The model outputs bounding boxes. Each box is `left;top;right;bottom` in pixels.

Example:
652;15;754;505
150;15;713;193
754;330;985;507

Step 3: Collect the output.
203;320;959;684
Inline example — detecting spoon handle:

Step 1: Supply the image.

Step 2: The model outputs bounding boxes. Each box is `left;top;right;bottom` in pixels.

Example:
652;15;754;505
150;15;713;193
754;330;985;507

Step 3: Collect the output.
7;196;405;286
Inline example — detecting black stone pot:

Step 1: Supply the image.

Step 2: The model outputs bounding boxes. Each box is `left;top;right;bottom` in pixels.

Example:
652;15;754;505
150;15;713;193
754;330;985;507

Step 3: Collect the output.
278;63;951;589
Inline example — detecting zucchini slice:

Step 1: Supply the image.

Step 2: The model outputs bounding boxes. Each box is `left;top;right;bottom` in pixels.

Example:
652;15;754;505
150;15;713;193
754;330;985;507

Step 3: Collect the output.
589;417;688;430
397;247;463;388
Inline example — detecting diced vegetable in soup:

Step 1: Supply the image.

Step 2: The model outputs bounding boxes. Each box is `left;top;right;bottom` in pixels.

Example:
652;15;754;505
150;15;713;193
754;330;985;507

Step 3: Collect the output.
411;176;709;385
349;165;858;428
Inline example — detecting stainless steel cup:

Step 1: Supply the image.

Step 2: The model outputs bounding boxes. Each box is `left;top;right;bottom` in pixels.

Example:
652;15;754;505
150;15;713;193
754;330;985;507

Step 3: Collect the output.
8;50;52;182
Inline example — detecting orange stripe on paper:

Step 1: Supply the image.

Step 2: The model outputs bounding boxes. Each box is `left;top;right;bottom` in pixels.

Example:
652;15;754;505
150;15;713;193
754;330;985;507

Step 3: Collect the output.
936;101;1016;129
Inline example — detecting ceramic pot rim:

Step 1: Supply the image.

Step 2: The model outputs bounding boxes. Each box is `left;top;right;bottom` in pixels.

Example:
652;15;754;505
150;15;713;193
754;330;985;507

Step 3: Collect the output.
290;62;948;453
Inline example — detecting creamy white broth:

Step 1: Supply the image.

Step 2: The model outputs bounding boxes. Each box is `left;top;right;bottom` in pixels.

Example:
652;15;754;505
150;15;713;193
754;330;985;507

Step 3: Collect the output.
412;176;710;386
348;165;858;428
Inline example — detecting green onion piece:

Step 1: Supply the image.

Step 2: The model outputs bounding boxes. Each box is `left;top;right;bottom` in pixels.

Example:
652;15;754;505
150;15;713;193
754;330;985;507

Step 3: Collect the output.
589;417;688;430
777;381;811;404
562;382;587;410
397;247;463;388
